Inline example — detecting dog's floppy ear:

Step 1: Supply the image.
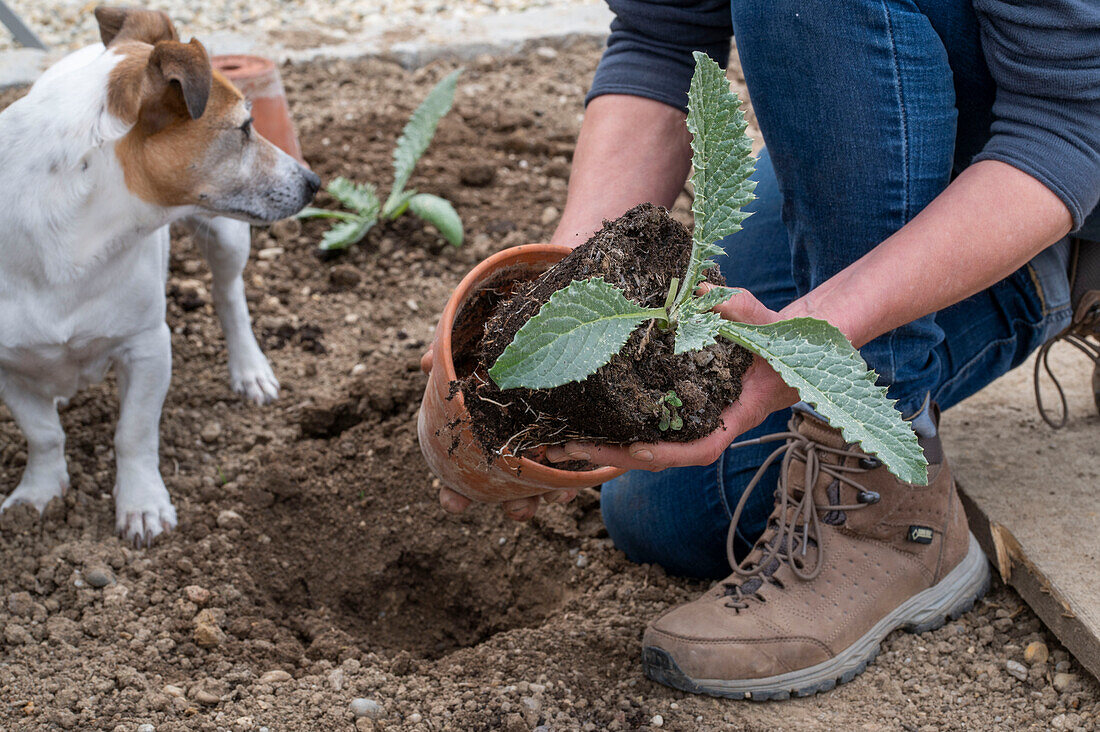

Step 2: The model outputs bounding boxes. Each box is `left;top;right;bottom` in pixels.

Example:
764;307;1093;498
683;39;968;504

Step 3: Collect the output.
146;38;212;122
95;6;178;47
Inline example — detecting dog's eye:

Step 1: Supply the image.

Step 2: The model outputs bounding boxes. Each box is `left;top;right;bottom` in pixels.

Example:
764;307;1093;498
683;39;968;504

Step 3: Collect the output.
239;118;253;138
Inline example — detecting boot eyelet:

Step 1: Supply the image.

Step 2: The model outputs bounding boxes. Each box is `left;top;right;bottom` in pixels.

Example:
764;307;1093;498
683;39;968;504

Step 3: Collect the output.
859;457;881;470
857;490;881;504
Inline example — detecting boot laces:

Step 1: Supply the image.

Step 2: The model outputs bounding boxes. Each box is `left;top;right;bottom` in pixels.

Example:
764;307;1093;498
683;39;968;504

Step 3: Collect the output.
1034;291;1100;429
720;417;879;610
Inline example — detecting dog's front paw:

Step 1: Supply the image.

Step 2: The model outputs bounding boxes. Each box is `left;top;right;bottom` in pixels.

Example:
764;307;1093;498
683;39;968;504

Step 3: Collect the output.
114;479;177;547
229;352;280;405
1;471;68;515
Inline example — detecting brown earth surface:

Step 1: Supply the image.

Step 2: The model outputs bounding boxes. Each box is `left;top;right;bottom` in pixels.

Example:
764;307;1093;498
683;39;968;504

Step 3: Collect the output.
1;40;1098;732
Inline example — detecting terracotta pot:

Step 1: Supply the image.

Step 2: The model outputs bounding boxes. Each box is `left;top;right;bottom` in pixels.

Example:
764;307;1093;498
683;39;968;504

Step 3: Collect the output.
418;244;626;503
212;54;306;165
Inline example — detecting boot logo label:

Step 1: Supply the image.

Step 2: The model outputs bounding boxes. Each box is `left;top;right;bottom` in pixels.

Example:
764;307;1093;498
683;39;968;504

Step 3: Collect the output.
907;526;935;544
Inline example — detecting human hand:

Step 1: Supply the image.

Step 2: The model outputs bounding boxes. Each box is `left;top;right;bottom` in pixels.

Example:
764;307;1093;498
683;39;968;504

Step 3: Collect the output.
545;287;799;471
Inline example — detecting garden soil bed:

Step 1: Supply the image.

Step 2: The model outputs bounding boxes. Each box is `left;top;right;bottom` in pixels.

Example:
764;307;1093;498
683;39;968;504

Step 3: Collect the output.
0;41;1097;731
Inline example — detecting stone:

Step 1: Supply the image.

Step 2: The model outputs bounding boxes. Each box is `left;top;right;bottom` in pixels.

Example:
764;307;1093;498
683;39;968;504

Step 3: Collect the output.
184;585;212;606
259;669;292;684
162;685;185;698
1053;672;1079;693
193;622;226;648
7;591;33;616
201;422;222;443
216;510;246;529
1024;641;1049;666
329;264;362;290
350;698;384;720
651;715;665;728
535;45;559;60
137;725;155;732
189;678;226;705
1005;659;1028;681
84;566;115;588
540;205;559;226
459;163;496;188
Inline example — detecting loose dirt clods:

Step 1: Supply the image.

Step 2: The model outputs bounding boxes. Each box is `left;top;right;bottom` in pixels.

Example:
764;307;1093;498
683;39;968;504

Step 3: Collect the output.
0;41;1097;731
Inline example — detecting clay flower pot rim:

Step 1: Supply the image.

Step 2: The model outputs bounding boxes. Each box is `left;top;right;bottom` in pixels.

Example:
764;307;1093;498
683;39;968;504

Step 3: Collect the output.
437;243;623;485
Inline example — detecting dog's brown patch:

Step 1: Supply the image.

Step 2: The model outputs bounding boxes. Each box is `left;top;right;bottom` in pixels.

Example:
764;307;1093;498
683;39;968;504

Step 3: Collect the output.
114;65;254;207
95;6;178;47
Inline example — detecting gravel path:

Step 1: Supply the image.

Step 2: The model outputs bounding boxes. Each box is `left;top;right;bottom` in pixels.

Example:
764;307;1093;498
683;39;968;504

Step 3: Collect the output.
0;0;604;52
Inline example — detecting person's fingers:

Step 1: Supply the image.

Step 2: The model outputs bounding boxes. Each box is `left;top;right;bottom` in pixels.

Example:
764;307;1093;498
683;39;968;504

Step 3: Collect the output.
439;486;471;514
709;286;778;325
544;489;577;505
420;346;435;374
502;496;541;521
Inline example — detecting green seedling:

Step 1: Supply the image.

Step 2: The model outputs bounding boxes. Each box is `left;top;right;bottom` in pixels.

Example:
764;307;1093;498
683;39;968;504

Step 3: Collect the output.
488;53;927;485
299;69;464;251
658;391;684;432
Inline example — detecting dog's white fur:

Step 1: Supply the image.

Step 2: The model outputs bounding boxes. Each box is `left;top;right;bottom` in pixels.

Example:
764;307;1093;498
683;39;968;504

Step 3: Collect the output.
0;26;318;543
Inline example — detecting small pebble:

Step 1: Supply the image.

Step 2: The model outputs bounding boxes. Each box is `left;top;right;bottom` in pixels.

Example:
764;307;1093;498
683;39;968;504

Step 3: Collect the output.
257;246;285;260
259;669;292;684
184;585;212;606
137;725;155;732
651;714;664;728
350;698;384;720
193;622;226;648
201;422;222;443
576;555;589;569
535;45;559;60
1005;659;1028;681
1053;672;1078;693
540;205;559;226
84;566;115;588
216;510;246;529
351;364;368;376
1024;641;1049;666
1055;660;1071;673
407;713;422;723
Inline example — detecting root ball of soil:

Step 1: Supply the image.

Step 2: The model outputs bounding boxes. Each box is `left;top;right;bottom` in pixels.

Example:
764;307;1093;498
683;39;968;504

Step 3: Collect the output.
458;203;752;455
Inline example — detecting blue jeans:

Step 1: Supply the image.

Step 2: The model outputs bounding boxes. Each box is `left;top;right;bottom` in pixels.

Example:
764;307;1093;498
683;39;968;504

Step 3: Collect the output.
600;0;1074;580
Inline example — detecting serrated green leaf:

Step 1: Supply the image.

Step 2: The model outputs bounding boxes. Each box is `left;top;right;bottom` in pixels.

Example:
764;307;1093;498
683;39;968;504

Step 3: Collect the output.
691;285;740;314
319;217;375;251
490;278;665;390
673;52;756;316
326;177;381;216
296;207;359;221
674;310;724;354
716;318;928;485
385;69;461;212
408;193;464;246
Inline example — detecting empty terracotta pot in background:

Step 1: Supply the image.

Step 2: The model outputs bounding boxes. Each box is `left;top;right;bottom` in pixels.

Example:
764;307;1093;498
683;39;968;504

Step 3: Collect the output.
213;54;305;165
418;244;626;503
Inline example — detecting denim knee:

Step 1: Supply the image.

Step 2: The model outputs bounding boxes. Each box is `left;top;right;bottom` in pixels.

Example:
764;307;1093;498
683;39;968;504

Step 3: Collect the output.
600;464;734;580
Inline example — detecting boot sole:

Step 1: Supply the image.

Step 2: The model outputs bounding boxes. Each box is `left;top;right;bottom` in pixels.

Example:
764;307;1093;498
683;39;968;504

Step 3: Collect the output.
643;532;991;701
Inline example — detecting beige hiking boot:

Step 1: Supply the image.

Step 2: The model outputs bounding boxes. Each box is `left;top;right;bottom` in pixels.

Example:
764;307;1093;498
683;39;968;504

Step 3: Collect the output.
642;402;990;700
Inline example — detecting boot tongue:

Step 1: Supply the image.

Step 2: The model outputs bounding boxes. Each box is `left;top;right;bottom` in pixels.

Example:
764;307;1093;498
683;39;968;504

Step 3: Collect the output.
792;403;848;450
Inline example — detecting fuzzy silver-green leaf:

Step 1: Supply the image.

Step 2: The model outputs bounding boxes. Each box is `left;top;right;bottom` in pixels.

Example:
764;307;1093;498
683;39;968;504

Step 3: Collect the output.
320;218;375;251
385;69;461;213
691;285;740;314
673;52;756;316
674;310;724;354
717;318;928;485
490;278;665;390
408;192;464;246
326;177;381;216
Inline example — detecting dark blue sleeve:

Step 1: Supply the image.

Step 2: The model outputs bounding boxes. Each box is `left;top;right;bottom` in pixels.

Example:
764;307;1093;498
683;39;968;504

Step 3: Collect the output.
972;0;1100;231
585;0;733;114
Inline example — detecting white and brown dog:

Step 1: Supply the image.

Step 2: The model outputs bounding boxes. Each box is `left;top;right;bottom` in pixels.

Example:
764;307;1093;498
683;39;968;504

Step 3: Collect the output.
0;7;319;544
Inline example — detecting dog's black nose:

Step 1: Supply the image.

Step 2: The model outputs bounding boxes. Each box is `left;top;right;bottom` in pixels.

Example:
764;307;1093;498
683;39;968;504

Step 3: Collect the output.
303;168;321;197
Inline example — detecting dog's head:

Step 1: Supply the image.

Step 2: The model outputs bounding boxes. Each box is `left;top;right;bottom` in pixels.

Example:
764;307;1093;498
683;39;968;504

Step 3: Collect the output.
95;6;319;223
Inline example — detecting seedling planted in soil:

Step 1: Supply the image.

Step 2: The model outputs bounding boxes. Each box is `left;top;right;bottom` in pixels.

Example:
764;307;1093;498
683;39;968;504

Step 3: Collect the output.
469;53;926;484
299;69;464;251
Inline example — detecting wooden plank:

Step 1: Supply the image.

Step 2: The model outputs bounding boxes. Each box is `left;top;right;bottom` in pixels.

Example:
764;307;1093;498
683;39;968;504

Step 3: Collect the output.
941;346;1100;680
